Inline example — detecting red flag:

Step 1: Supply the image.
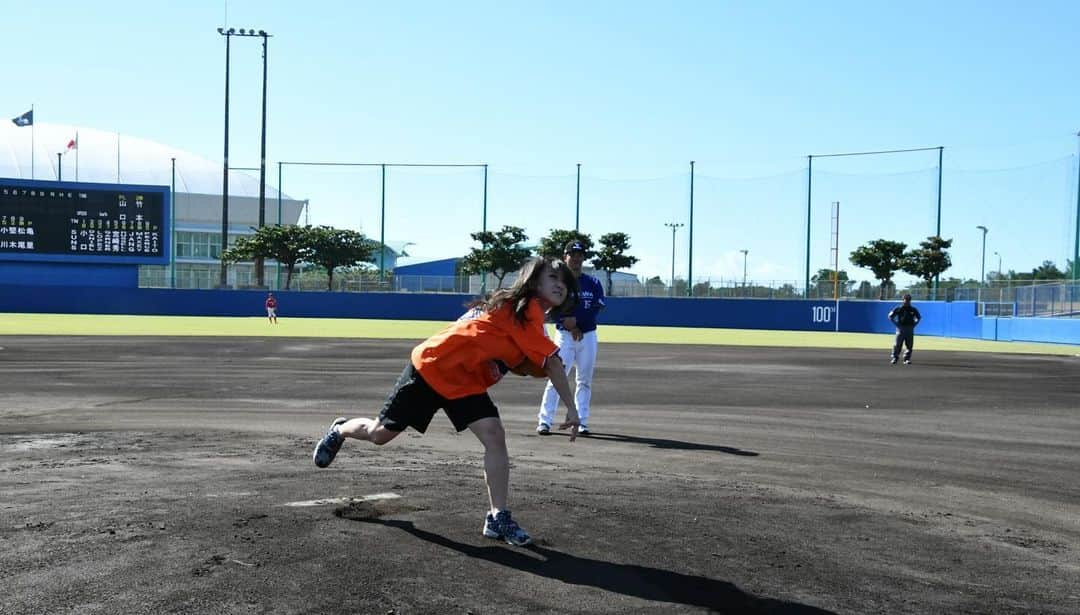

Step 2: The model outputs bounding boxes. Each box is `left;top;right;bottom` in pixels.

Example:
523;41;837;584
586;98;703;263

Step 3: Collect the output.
66;137;77;151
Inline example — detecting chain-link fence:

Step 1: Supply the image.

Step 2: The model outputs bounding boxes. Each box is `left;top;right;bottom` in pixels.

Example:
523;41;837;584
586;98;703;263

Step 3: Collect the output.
1013;282;1080;317
951;281;1080;317
137;262;1080;318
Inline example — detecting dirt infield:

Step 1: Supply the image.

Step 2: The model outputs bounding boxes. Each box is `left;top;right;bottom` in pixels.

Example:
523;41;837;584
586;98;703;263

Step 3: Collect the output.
2;336;1078;614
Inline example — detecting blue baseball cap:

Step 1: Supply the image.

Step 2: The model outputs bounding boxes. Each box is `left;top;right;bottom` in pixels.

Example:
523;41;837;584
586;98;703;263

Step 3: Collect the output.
564;240;586;254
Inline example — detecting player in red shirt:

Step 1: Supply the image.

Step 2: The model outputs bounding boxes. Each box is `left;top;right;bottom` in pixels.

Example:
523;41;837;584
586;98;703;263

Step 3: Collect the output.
265;293;278;324
312;257;581;545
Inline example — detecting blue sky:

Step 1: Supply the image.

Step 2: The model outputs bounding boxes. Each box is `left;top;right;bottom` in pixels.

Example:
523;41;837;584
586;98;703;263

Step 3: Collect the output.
5;0;1080;286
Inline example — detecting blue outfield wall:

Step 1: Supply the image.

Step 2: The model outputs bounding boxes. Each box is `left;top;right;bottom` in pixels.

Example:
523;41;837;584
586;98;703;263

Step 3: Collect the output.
0;286;474;320
603;297;984;338
981;315;1080;345
0;284;1077;345
0;262;137;287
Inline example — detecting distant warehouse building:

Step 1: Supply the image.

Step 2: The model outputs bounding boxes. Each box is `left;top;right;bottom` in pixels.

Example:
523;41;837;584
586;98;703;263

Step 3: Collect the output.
393;257;469;293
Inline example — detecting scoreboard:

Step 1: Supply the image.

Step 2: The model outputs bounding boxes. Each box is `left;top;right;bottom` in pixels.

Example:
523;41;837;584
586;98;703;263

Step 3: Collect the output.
0;178;170;265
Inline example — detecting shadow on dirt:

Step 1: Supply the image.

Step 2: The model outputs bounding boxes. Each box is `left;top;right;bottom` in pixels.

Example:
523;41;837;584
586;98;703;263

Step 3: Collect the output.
564;432;760;455
356;518;832;614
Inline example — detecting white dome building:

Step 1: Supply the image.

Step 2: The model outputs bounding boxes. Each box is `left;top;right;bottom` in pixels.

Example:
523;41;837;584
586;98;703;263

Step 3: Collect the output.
1;121;306;289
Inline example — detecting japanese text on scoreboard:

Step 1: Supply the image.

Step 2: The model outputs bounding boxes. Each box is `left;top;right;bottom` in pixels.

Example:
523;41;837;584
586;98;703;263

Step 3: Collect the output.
0;178;170;265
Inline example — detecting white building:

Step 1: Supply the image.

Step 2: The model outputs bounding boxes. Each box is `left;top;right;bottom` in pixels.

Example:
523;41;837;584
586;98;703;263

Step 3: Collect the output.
1;122;405;289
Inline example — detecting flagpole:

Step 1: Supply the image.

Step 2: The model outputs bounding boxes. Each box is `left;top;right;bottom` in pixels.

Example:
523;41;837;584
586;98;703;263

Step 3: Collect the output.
30;105;35;179
75;131;79;181
116;131;121;183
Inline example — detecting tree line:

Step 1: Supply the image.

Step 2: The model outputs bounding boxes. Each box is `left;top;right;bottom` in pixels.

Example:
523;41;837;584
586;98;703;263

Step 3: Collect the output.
221;224;640;292
224;224;1076;295
846;236;953;299
221;225;379;291
834;236;1077;299
460;226;638;293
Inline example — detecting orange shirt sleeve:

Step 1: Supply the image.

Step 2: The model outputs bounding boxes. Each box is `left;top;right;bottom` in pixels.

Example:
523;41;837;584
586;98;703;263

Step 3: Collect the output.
411;299;557;399
504;300;559;368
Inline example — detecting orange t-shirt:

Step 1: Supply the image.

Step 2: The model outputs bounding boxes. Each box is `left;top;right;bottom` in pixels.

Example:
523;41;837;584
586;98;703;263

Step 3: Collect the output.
411;298;557;399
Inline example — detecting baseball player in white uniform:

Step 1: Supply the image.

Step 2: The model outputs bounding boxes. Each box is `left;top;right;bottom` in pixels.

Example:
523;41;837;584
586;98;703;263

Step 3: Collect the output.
537;240;606;436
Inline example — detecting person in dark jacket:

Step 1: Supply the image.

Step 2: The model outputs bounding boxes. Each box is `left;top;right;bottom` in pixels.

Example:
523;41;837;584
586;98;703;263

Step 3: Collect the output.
888;294;922;365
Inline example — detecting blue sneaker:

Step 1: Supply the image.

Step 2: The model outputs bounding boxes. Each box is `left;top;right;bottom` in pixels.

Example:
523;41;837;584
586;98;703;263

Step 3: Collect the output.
483;510;532;546
313;417;348;468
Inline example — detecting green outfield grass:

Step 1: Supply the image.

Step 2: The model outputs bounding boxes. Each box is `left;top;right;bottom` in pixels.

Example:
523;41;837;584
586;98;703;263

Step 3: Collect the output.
0;313;1075;356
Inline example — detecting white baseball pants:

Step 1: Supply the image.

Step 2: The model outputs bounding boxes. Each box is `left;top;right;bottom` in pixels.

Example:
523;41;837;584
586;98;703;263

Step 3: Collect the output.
538;329;598;428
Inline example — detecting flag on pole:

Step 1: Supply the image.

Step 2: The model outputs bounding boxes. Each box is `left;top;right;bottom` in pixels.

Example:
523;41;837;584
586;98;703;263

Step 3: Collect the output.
59;132;80;180
11;109;33;126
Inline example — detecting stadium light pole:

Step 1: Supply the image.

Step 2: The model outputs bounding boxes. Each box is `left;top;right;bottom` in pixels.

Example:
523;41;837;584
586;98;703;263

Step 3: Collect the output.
687;161;695;297
216;26;271;288
994;251;1003;297
664;222;684;297
933;145;944;301
1074;130;1080;283
480;164;488;293
740;249;749;292
1073;130;1079;314
217;27;234;288
574;163;581;231
171;157;177;289
380;164;386;282
805;155;813;297
994;250;1007;303
976;223;989;283
976;225;987;306
255;29;271;288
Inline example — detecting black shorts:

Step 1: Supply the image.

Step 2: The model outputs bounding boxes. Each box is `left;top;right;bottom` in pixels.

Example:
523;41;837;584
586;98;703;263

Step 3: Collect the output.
378;363;499;433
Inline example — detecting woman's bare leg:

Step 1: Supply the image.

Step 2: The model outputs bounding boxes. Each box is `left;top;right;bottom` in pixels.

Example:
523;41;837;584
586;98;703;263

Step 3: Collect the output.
337;418;401;446
468;417;509;513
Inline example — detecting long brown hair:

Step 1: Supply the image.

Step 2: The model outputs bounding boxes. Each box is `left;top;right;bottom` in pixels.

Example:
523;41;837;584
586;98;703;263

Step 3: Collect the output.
470;257;579;325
